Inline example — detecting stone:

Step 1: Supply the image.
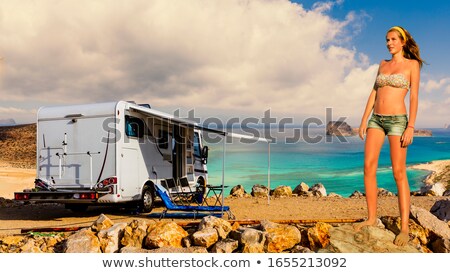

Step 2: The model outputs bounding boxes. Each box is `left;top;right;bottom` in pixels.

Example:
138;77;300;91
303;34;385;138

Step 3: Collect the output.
65;228;101;253
238;227;266;253
198;215;232;239
310;183;327;197
0;236;26;246
410;205;450;240
349;191;364;198
271;186;292;198
293;182;309;195
145;221;188;249
120;219;149;248
377;188;395;197
210;238;239;253
307;222;332;251
229;185;246;197
381;216;428;246
98;222;127;253
260;220;301;253
420;182;446;196
91;213;114;232
320;225;421;253
191;227;218;248
430;199;450;222
251;184;269;198
20;238;42;253
430;238;450;253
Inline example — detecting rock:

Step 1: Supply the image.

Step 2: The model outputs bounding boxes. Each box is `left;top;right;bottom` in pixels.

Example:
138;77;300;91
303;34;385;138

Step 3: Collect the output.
210;238;239;253
377;188;395;197
293;182;309;196
91;214;114;232
271;185;292;198
236;227;266;253
420;182;446;196
145;221;188;249
65;228;101;253
290;245;314;253
349;191;364;198
380;216;428;246
430;199;450;222
0;236;26;246
410;205;450;240
310;183;327;197
326;121;357;136
198;215;232;239
328;193;343;198
413;129;432;136
98;222;127;253
320;225;421;253
191;227;218;248
431;238;450;253
260;220;301;253
307;222;332;251
229;185;246;197
20;238;43;253
251;184;269;198
120;219;149;248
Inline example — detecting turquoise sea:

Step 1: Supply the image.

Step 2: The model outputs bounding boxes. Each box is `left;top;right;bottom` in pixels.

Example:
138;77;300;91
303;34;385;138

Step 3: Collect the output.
205;128;450;197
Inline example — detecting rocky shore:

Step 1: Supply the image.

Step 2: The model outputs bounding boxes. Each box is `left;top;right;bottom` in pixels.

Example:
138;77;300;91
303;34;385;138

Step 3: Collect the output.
1;201;449;253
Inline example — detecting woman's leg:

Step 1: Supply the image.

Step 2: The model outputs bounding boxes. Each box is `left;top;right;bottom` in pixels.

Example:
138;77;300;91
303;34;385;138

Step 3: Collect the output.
354;128;385;231
388;135;410;246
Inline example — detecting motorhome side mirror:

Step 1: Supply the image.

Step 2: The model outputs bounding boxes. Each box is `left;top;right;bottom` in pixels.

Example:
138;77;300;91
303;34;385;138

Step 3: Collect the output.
201;146;209;163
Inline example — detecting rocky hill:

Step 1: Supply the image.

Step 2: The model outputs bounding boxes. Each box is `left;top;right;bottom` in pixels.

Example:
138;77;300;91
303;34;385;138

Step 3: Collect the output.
0;124;36;168
326;121;357;137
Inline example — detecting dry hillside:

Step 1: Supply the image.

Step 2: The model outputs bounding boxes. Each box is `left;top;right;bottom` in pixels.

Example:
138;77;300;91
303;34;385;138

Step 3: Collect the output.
0;124;36;168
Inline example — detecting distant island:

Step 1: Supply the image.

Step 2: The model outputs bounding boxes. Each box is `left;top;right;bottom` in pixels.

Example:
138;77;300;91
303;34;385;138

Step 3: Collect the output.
0;119;16;126
326;121;357;137
327;121;432;137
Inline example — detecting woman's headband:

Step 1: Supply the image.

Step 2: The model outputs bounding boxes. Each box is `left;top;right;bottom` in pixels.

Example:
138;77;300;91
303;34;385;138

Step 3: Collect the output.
389;26;407;42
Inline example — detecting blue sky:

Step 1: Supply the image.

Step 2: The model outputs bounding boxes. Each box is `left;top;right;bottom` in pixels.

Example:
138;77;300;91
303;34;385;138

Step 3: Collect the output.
1;0;449;128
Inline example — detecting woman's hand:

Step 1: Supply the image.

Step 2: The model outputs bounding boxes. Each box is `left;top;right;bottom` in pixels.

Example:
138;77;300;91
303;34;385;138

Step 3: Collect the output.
359;123;367;140
401;127;414;147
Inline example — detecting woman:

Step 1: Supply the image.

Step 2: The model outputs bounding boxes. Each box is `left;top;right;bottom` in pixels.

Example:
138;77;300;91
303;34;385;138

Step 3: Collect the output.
355;26;424;246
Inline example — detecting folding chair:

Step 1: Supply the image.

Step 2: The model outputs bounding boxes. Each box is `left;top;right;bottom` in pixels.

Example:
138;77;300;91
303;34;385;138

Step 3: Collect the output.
178;177;201;204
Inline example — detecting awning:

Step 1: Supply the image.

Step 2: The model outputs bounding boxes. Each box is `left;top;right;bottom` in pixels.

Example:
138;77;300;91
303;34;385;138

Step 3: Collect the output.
128;103;272;205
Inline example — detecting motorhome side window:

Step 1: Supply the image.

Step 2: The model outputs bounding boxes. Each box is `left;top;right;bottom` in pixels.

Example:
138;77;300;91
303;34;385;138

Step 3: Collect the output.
125;116;144;138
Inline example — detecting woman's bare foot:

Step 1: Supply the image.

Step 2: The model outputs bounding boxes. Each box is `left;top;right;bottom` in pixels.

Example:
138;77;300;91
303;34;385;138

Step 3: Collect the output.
353;219;378;232
393;231;409;246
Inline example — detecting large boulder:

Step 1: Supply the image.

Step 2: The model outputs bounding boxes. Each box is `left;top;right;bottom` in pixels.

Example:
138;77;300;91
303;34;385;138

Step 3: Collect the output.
65;228;101;253
260;220;301;253
145;221;188;249
320;225;421;253
430;199;450;222
410;205;450;240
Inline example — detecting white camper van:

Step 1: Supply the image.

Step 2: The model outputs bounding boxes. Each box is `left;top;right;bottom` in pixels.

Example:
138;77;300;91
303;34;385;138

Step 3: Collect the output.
14;101;212;212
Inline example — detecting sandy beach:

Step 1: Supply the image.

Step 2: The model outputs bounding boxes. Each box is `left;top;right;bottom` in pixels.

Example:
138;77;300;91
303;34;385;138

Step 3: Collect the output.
0;158;449;236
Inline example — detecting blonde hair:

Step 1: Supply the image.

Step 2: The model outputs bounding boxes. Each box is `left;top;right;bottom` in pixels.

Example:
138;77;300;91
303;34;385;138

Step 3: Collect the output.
388;26;426;68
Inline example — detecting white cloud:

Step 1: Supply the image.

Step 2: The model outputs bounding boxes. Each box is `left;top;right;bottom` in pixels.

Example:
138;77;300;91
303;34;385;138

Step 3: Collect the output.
421;78;450;93
1;0;445;128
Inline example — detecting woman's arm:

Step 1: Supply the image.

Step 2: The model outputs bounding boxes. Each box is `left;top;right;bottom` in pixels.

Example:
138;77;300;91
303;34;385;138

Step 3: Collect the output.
401;60;420;147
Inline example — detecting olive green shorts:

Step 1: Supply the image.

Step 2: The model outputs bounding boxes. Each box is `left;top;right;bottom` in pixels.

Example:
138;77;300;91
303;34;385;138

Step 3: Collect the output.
367;113;408;136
